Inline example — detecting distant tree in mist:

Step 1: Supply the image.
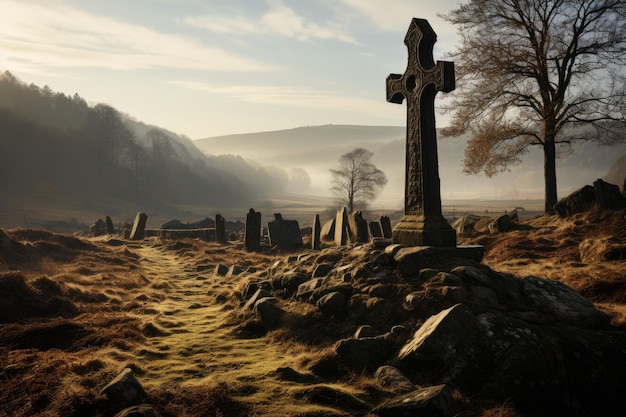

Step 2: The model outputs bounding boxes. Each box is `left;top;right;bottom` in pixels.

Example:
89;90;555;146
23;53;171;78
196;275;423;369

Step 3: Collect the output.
330;148;387;213
288;167;311;191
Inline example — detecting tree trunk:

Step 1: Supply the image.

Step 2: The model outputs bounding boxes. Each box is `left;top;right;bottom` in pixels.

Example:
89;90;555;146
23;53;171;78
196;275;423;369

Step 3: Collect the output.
543;138;558;212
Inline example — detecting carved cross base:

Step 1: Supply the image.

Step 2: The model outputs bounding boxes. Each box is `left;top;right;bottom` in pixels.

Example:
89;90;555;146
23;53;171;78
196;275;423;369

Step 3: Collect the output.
392;214;456;247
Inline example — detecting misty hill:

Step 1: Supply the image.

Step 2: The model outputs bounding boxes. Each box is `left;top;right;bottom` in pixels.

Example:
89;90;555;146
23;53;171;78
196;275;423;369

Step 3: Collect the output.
0;71;293;226
196;125;626;205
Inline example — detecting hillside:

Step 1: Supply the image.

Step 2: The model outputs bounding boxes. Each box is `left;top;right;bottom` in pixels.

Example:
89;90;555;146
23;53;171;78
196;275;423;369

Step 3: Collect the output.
195;125;626;204
0;71;290;228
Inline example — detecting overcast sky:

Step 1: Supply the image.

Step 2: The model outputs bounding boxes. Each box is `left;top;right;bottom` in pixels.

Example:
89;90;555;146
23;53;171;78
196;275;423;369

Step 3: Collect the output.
0;0;461;139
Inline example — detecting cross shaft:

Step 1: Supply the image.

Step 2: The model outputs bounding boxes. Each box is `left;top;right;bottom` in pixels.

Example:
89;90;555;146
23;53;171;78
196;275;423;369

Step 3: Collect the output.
386;18;456;247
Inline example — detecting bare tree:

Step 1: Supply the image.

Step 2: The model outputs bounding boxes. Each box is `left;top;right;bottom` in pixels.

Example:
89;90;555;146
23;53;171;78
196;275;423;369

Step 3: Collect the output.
330;148;387;213
442;0;626;212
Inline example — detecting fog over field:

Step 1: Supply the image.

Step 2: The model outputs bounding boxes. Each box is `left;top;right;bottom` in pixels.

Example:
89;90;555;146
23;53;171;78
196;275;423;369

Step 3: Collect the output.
195;124;626;209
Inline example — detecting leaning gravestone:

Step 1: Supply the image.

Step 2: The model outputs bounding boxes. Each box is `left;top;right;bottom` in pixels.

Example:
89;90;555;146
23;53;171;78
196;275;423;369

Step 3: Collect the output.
312;214;321;250
129;212;147;240
320;219;336;242
386;18;456;247
105;216;115;234
215;214;227;243
268;213;303;248
334;207;349;246
245;208;262;251
348;211;369;243
380;215;392;239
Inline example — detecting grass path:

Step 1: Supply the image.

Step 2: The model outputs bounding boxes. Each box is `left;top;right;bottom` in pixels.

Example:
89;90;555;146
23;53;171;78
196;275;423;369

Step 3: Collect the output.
122;241;348;416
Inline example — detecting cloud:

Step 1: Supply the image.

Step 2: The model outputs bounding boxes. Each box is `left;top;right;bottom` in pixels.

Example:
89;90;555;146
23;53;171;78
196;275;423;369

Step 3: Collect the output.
169;80;399;117
337;0;459;52
182;0;358;44
0;0;278;74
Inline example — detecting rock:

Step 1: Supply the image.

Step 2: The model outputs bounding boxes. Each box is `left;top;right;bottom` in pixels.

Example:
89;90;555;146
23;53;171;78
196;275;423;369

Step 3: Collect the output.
593;179;625;210
244;289;273;310
384;244;404;257
520;275;607;328
374;365;416;394
277;271;309;296
450;265;492;286
451;214;484;237
367;283;395;298
488;213;513;234
316;291;346;316
393;246;444;276
334;336;390;371
241;280;259;300
101;368;146;406
468;286;499;309
550;325;626;416
213;264;229;276
309;354;343;379
312;263;334;278
398;304;477;380
440;285;469;304
354;324;376;339
295;277;326;300
254;298;284;329
311;283;353;303
370;384;458;417
114;404;161;417
473;312;570;414
273;366;317;383
553;185;596;217
404;293;421;311
579;237;626;262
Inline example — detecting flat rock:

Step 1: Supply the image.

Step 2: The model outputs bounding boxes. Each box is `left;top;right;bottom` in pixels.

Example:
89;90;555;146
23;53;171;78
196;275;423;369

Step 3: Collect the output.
370;384;457;417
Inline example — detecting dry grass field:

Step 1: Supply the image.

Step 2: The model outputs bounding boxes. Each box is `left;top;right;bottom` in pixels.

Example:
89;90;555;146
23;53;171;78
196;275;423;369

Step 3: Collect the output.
0;206;624;416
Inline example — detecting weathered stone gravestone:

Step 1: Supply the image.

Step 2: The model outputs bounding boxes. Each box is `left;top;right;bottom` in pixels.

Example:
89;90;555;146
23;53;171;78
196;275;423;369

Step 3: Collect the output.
369;221;383;239
105;216;115;234
245;208;261;251
593;179;625;210
380;215;392;239
386;18;456;247
268;213;303;248
320;218;336;242
348;211;369;243
89;219;106;236
129;212;147;240
334;207;349;246
215;214;227;243
312;214;321;250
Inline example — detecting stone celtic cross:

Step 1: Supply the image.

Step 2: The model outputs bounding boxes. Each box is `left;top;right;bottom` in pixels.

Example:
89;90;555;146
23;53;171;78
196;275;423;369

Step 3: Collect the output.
387;18;456;247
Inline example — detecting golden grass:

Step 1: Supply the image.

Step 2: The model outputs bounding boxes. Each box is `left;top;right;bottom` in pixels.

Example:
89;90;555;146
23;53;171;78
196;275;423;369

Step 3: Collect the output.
2;210;625;416
1;232;378;416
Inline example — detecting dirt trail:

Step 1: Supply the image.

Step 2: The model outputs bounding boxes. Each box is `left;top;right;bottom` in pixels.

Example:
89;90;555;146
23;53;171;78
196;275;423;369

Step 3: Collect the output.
121;242;326;416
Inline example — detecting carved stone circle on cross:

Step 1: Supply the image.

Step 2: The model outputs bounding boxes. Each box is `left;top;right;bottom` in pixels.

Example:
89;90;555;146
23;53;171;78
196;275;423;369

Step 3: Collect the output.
386;18;456;247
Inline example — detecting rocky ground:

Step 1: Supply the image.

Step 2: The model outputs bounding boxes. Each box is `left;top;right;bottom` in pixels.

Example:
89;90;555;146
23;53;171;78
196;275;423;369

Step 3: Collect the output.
0;206;625;417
